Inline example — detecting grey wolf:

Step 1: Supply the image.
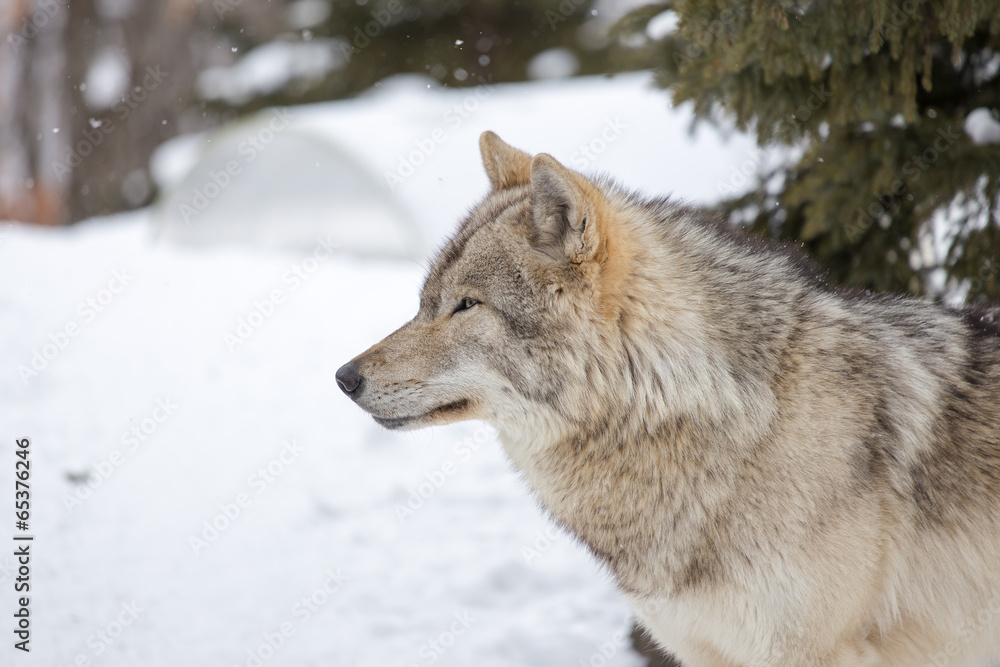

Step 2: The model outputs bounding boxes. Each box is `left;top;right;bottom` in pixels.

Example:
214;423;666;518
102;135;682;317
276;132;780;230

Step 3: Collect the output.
337;131;1000;666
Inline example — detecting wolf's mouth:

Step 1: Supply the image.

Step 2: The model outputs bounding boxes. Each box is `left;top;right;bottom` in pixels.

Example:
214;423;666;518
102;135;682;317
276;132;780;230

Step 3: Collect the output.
372;399;470;430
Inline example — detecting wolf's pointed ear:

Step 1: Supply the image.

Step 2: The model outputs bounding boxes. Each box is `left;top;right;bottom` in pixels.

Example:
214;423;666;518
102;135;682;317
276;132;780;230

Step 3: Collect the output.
529;154;599;263
480;131;532;190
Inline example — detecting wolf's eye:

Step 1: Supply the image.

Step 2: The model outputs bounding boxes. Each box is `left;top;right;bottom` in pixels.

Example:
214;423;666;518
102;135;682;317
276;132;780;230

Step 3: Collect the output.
452;297;479;314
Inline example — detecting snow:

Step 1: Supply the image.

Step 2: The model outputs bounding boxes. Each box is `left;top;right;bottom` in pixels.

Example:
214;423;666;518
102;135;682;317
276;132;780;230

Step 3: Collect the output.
965;107;1000;146
526;48;580;80
2;72;768;666
1;213;642;666
197;40;348;107
149;132;211;192
156;71;762;251
285;0;333;30
84;47;130;110
646;10;679;40
155;118;423;259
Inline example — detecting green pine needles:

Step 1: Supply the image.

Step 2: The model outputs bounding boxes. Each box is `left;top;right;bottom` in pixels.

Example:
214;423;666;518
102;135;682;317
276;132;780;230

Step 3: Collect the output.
614;0;1000;302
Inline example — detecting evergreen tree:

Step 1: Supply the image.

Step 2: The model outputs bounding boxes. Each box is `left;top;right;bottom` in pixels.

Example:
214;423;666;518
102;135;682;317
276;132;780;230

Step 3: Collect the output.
613;0;1000;303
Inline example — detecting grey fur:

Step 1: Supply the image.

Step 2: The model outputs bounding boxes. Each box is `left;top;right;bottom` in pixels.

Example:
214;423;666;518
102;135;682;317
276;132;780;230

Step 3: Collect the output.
340;132;1000;666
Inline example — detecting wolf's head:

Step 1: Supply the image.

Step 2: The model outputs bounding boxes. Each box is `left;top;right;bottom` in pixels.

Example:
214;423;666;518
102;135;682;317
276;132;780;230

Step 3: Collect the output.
337;132;669;441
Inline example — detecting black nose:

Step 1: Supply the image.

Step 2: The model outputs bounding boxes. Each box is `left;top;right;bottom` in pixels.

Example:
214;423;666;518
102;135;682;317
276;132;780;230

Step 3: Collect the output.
336;362;362;395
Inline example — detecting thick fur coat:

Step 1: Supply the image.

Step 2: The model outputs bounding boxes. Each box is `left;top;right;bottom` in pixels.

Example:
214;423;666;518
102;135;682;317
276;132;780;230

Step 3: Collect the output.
337;132;1000;666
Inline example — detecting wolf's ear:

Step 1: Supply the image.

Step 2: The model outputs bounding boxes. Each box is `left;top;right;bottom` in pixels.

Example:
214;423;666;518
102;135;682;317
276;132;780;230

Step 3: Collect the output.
529;154;599;263
480;131;532;190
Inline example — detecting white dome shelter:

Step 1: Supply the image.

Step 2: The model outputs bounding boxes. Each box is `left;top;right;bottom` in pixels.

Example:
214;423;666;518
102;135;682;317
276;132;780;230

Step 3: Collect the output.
154;112;423;259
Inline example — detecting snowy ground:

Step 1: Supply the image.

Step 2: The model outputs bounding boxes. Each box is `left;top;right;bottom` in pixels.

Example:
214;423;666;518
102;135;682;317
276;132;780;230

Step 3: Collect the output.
0;73;764;666
2;214;646;667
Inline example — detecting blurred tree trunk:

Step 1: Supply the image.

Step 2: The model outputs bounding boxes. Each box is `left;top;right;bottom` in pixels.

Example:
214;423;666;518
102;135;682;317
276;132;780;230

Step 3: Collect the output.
63;0;200;222
0;0;68;224
62;0;101;221
0;0;204;224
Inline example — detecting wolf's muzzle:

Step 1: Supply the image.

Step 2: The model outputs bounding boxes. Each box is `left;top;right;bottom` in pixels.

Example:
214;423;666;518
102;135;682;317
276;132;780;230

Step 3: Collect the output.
336;362;363;397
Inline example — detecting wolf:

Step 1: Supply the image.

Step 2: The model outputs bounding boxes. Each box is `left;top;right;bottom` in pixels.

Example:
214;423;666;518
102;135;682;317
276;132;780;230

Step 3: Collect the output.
336;131;1000;666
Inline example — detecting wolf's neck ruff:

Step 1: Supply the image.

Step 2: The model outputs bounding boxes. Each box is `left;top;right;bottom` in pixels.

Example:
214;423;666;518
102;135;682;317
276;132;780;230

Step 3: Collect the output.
492;199;784;598
499;406;747;597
